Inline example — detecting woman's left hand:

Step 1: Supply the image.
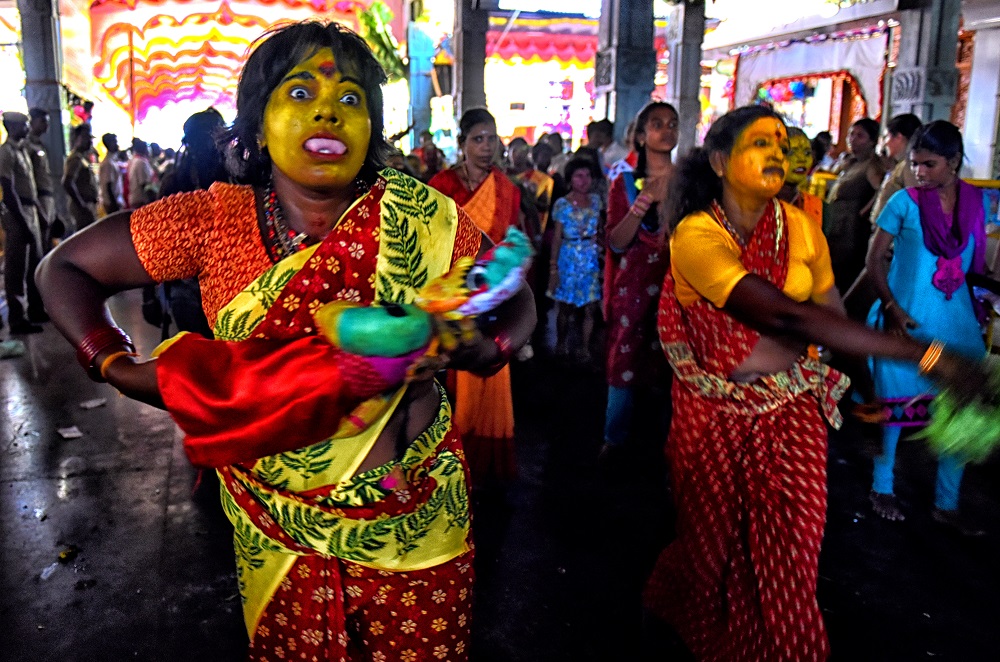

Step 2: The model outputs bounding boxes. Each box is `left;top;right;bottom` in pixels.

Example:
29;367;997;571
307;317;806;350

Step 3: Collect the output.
426;316;493;373
407;351;451;383
885;304;918;336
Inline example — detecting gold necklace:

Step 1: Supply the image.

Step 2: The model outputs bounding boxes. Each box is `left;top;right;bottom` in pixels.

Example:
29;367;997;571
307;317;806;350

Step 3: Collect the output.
461;161;487;191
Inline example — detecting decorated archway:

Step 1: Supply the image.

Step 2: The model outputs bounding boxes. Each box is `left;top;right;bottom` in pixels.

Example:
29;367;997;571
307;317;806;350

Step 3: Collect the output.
754;70;868;144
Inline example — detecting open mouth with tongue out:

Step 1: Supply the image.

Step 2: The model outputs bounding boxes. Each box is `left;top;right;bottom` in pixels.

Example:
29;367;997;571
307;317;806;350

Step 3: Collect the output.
304;134;348;159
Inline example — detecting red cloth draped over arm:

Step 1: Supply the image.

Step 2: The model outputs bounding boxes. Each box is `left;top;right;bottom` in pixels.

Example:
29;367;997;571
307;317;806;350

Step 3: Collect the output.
157;333;409;468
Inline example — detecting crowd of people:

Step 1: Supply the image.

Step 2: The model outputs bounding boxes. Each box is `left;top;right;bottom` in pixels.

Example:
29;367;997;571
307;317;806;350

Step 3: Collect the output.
0;106;231;338
0;17;994;662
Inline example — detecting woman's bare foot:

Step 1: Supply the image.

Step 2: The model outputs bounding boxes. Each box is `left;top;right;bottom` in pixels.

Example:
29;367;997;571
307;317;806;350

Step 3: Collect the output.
870;491;905;521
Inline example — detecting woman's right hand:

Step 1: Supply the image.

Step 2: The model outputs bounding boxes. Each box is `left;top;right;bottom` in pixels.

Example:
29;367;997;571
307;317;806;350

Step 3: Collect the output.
104;357;162;407
885;304;917;336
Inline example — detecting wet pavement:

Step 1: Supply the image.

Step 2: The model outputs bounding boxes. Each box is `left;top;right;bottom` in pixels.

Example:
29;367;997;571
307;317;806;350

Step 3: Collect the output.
2;291;999;661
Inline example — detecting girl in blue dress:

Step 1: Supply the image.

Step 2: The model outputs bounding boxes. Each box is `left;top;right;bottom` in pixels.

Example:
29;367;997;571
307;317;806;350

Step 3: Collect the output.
866;121;988;533
548;158;603;362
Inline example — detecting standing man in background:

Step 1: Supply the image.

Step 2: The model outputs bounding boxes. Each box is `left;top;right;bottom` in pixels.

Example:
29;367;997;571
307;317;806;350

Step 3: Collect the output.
870;114;923;223
26;108;55;246
98;133;124;216
127;138;158;208
62;124;99;230
545;132;571;179
0;111;46;333
586;119;627;174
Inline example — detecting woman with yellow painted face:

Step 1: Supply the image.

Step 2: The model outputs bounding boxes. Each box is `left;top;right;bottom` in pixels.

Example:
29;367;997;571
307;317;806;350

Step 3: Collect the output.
646;106;990;661
777;126;813;206
37;21;536;661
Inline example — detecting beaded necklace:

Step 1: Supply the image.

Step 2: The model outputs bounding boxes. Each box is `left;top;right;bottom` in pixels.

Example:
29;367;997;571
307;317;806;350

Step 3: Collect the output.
264;181;309;261
709;200;748;248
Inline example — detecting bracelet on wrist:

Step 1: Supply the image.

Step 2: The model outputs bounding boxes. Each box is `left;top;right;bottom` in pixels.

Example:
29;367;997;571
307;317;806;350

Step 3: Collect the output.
99;350;139;381
472;331;515;377
918;339;945;375
77;326;135;382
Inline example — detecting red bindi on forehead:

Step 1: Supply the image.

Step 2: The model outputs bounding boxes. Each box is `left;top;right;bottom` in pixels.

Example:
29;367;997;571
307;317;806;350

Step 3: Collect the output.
318;61;337;78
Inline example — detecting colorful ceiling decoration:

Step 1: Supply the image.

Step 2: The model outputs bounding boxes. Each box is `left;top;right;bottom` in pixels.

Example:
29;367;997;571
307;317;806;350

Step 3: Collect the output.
485;15;666;66
487;15;598;65
90;0;404;123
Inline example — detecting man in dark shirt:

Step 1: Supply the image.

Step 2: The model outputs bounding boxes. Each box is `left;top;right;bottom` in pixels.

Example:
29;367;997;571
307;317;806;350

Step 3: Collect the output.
26;108;54;244
62;124;99;230
0;111;46;333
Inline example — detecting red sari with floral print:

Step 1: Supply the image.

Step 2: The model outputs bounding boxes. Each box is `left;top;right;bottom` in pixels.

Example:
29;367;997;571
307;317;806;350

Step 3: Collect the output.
646;200;848;662
133;173;482;662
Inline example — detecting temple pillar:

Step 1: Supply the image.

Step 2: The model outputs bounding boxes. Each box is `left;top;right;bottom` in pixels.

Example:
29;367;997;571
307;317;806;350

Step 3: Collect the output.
664;0;704;157
595;0;656;143
408;22;435;147
454;0;488;117
888;0;963;121
16;0;66;215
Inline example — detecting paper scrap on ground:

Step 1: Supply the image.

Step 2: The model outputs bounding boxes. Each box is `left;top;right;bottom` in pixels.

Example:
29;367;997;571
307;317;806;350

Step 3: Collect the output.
57;426;84;440
0;339;26;359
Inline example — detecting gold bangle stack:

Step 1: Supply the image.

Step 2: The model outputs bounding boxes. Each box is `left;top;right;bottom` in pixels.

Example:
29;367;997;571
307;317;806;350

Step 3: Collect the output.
918;340;945;375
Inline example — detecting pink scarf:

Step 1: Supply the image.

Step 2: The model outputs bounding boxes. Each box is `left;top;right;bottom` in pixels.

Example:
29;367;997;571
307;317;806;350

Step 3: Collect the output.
908;180;986;299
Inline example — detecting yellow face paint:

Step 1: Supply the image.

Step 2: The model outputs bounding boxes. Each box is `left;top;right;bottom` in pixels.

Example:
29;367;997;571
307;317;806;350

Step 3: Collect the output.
785;133;813;187
262;48;371;191
724;118;789;201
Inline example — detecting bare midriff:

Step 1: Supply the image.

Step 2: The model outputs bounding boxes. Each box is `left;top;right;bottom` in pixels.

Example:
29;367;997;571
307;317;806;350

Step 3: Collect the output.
730;334;807;383
353;380;440;475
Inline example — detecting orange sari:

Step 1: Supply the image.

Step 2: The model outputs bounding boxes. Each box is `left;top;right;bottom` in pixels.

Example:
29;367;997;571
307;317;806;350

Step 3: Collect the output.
428;166;521;485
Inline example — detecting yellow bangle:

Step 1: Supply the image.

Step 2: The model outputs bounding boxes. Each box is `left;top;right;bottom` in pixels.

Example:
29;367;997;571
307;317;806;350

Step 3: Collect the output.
918;340;945;376
99;350;138;380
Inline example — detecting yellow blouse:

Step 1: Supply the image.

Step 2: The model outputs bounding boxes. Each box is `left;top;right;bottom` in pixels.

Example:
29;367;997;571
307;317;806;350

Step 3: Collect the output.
671;203;835;308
